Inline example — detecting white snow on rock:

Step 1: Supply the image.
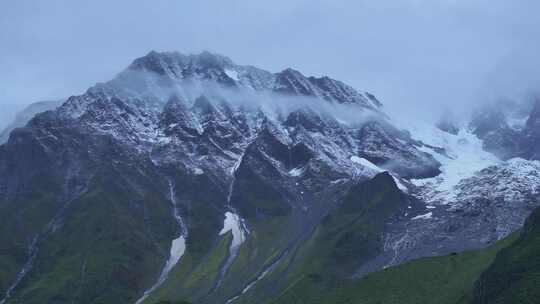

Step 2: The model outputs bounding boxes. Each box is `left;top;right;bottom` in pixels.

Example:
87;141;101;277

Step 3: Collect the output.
350;156;408;192
160;235;186;285
400;120;500;204
219;212;247;249
224;69;240;81
288;166;306;177
135;181;187;304
392;175;409;193
411;212;433;220
215;211;249;289
350;156;382;172
454;158;540;205
140;235;185;296
193;168;204;175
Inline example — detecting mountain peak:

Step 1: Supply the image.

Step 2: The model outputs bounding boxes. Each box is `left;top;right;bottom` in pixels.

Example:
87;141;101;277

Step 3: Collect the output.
128;50;236;78
279;67;304;77
196;50;235;68
120;50;383;109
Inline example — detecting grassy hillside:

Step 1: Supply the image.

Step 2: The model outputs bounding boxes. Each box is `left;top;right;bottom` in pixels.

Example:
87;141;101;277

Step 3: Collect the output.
271;233;518;304
9;166;178;304
471;207;540;304
233;172;409;304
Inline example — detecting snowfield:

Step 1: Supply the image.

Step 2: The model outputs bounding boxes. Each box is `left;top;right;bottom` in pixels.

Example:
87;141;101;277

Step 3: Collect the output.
219;211;247;248
397;120;500;204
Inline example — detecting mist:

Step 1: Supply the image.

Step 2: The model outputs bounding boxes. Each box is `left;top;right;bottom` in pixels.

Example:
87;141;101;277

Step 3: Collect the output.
106;68;384;127
2;0;540;128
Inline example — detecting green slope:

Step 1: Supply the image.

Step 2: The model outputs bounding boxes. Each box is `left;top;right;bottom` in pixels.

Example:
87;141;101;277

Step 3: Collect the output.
143;144;301;304
271;233;518;304
8;165;178;304
271;206;540;304
471;207;540;304
231;172;409;303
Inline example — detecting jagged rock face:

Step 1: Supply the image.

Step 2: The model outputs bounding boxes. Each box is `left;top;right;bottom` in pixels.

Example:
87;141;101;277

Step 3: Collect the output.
129;51;238;86
470;107;508;138
354;121;441;178
356;158;540;276
0;50;539;304
454;158;540;212
52;50;437;193
470;99;540;160
482;128;521;160
469;106;521;159
130;51;382;109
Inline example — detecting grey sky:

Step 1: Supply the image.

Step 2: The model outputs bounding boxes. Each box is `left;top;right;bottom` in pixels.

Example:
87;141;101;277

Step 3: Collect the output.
1;0;540;128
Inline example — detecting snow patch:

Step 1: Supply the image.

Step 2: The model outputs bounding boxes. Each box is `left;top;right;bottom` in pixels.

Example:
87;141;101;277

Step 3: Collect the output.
215;211;249;289
350;156;383;172
391;175;409;193
350;156;408;192
289;166;306;177
219;212;247;249
159;236;186;283
135;181;187;304
193;168;204;175
401;121;500;204
411;212;433;220
454;158;540;207
224;69;240;81
135;236;185;304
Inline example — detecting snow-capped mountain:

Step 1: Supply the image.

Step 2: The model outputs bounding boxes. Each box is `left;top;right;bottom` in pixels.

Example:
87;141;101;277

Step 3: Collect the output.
0;50;539;304
43;50;441;196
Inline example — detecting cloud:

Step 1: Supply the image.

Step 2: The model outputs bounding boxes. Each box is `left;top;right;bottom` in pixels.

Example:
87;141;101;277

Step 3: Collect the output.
106;68;382;127
1;0;540;128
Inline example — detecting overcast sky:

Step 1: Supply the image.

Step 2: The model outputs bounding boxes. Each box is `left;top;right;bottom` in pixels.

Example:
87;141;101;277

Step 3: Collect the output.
1;0;540;128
